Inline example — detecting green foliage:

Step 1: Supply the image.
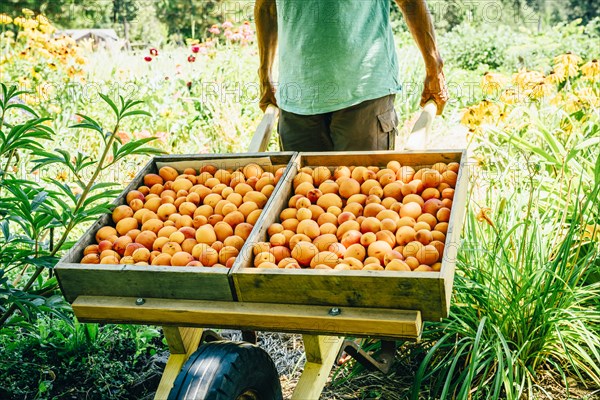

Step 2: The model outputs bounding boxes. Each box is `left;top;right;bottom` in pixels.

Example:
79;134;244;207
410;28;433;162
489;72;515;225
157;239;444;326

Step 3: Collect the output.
413;172;600;399
0;316;162;399
0;84;164;327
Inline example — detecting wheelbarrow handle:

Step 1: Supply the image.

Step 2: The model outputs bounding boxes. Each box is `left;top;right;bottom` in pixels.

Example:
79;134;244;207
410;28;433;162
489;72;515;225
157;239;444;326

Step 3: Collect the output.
403;100;437;151
250;101;437;152
248;104;280;153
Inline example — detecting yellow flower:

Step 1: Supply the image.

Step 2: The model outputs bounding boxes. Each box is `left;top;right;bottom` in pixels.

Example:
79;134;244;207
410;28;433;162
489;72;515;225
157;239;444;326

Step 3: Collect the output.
22;8;35;17
500;88;519;105
3;30;14;38
460;107;479;128
22;93;39;105
553;52;582;67
36;14;50;25
581;59;600;80
512;69;544;90
481;72;507;96
0;14;12;24
564;93;581;114
577;87;599;107
476;207;494;227
530;82;555;100
22;19;39;29
13;16;25;27
554;62;579;78
75;56;87;65
544;71;564;85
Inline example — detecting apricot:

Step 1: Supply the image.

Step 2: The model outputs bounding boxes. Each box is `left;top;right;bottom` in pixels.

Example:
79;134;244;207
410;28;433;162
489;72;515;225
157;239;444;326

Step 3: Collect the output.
257;262;278;269
111;205;133;224
297;219;320;239
100;255;120;265
127;190;145;204
169;231;186;244
270;233;287;247
308;205;324;221
112;236;133;256
293;172;313;189
319;223;337;235
317;212;338;226
344;258;364;270
270;246;291;263
367;240;393;263
180;238;197;254
278;258;299;269
83;244;99;256
223;235;244;251
254;251;277;267
336;220;361;240
360;232;377;247
221;202;238;216
280;208;297;221
212;221;232;242
238;202;259;219
198;247;219;266
281;218;299;232
415;229;433;245
291;242;319;267
434;222;448;235
151;253;172;266
115;217;137;236
289;234;311;250
344;243;366;261
100;249;120;260
403;241;424;259
386;259;411;271
144;174;163;187
81;254;100;264
218;246;239;264
234;223;254;240
243;191;268;208
306;189;323;204
194;224;216;245
153;236;169;252
313;234;338;252
383;250;404;266
343;203;363;218
361;217;381;234
96;226;118;243
399;202;422;219
340;230;362;248
131;247;151;262
363;263;384;271
380;218;397;232
309;251;339;269
297;208;312;221
376;230;396;248
363;203;385;218
328;242;346;258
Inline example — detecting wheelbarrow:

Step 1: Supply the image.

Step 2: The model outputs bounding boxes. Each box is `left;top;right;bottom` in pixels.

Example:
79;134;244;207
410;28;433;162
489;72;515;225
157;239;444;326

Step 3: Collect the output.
56;100;467;399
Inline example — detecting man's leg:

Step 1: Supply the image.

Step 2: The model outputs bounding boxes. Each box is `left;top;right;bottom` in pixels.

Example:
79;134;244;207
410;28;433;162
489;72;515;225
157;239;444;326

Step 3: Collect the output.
329;95;399;151
278;110;334;152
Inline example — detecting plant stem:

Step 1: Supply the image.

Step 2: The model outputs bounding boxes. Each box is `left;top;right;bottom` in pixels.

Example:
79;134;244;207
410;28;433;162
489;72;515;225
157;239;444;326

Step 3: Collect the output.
2;149;15;177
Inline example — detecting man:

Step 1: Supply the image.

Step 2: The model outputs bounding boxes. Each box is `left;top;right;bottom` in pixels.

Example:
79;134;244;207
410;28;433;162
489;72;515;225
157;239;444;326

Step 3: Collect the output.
255;0;448;151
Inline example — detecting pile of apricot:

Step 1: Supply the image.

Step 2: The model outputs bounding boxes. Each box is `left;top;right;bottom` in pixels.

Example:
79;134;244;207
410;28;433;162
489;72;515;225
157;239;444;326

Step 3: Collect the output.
251;161;458;272
80;163;285;267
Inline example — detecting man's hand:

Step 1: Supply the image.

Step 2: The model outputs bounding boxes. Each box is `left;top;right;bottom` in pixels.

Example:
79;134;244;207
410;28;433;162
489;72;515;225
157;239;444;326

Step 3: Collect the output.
259;78;278;112
422;63;448;115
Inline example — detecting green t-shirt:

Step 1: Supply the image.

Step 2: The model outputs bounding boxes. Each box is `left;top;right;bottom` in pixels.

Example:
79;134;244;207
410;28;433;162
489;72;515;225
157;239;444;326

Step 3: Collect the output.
276;0;401;115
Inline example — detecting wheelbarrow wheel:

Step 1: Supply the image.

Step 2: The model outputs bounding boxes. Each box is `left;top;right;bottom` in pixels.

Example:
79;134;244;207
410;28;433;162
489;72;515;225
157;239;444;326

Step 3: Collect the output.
167;340;283;400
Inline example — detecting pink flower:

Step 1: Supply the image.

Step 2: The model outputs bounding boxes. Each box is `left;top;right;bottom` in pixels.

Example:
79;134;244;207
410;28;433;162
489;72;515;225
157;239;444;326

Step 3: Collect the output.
222;21;233;29
116;131;131;144
134;129;152;139
144;56;152;62
188;55;196;63
224;29;233;39
155;131;169;143
191;45;200;53
208;24;220;34
149;48;158;56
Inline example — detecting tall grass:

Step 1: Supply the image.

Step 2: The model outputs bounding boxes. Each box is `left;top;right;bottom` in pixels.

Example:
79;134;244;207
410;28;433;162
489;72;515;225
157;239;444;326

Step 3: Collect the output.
413;158;600;399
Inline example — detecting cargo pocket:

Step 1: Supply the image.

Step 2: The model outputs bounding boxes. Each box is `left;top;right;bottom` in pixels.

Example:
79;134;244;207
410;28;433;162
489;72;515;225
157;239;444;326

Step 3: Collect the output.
377;108;399;150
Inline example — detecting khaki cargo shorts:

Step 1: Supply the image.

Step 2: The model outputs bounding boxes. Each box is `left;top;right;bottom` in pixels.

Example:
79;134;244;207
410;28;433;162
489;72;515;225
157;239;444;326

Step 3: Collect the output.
278;95;399;152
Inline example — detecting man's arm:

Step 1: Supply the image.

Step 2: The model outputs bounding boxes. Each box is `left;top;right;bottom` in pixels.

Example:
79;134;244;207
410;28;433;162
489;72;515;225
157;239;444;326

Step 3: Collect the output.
395;0;448;114
255;0;278;111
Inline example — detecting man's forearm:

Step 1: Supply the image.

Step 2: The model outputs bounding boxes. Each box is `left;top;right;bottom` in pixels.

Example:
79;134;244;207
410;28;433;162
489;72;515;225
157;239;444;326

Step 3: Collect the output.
255;0;278;84
395;0;442;73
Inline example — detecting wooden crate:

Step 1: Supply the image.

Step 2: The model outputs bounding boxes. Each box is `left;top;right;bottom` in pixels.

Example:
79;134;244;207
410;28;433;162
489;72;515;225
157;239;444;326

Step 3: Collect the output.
56;152;297;304
231;150;468;321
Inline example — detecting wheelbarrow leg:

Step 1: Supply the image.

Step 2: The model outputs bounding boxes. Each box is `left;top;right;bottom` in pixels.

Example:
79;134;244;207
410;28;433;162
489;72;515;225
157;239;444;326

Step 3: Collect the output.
154;327;203;400
291;335;344;400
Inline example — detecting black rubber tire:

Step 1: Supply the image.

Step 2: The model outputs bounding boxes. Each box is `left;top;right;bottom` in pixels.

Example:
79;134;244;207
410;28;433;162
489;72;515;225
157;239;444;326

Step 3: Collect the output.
167;341;283;400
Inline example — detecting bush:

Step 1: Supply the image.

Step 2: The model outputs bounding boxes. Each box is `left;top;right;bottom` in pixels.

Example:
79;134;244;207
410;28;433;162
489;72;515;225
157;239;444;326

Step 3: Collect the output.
0;316;162;399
